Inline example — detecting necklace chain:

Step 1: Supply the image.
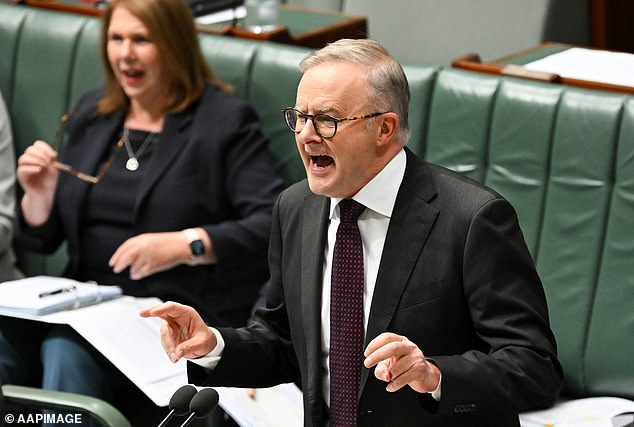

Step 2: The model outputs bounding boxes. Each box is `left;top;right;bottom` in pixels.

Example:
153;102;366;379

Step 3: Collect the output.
123;127;156;171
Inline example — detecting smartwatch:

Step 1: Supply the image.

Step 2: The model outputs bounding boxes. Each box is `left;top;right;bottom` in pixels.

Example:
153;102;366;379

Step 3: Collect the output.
183;228;205;265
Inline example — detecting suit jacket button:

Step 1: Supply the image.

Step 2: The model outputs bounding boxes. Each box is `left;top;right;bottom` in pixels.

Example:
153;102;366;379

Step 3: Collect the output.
454;403;477;413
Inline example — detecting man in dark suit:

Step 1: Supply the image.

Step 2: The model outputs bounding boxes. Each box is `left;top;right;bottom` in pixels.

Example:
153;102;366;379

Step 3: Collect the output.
142;38;563;426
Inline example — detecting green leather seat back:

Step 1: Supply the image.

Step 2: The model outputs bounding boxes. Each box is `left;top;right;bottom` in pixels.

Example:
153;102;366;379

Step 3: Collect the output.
484;79;560;254
424;69;498;182
10;9;92;157
584;98;634;399
247;43;308;186
69;18;103;108
401;65;438;157
535;88;624;396
0;3;27;106
198;34;259;99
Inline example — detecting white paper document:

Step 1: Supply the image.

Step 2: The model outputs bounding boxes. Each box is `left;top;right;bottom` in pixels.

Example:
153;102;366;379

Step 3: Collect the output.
63;297;189;406
520;396;634;427
524;47;634;88
215;383;303;427
0;294;187;407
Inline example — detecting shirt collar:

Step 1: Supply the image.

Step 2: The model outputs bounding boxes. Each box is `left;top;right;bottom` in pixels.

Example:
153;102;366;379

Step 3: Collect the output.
329;148;406;219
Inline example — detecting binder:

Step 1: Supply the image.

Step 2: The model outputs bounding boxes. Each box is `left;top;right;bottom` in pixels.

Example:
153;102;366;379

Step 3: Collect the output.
0;276;122;315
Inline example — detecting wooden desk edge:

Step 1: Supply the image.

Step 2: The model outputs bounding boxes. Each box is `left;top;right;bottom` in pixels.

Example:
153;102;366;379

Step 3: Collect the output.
451;49;634;96
292;15;366;48
24;0;102;16
23;1;367;49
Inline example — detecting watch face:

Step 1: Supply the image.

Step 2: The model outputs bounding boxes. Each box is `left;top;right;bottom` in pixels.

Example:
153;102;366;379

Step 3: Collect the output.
191;239;205;256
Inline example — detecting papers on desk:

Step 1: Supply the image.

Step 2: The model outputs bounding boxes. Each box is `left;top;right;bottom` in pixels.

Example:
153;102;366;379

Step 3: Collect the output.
215;383;303;427
524;47;634;88
61;296;188;407
0;281;187;407
520;397;634;427
0;276;121;315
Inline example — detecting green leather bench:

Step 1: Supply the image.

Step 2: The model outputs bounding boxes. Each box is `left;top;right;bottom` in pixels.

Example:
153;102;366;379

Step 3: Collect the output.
1;0;632;420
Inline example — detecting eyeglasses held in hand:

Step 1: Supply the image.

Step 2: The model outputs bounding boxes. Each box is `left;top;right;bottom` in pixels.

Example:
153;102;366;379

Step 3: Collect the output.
281;107;388;139
50;114;124;184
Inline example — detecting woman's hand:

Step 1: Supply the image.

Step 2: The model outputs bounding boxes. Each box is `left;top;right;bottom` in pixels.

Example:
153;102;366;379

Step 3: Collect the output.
109;231;191;280
17;140;60;227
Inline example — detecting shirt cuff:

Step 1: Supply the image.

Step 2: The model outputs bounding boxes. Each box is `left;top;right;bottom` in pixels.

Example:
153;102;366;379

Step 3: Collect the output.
189;327;225;369
429;372;442;401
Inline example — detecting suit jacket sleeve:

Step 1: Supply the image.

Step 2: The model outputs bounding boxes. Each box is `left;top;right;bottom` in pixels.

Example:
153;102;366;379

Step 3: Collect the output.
427;196;562;415
189;191;299;388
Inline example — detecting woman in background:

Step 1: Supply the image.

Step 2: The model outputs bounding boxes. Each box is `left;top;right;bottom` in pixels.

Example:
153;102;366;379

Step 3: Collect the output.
2;0;284;423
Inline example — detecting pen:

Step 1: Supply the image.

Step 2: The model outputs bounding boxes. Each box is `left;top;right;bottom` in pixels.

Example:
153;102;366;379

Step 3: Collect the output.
38;285;77;298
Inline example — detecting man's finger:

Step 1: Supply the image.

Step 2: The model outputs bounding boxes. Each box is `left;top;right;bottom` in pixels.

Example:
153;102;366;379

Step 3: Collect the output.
364;332;401;357
364;338;412;368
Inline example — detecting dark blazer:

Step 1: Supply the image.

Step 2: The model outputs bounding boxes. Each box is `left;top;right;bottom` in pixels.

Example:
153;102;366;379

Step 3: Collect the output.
190;148;563;425
15;84;284;325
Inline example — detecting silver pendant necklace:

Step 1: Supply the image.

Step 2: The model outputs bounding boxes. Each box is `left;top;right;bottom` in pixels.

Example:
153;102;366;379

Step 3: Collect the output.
123;127;156;171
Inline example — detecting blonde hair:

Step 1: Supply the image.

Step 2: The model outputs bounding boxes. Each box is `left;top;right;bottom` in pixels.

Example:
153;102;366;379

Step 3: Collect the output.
97;0;230;115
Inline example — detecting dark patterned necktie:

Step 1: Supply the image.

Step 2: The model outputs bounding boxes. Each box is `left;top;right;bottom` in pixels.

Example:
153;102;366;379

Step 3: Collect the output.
330;198;366;427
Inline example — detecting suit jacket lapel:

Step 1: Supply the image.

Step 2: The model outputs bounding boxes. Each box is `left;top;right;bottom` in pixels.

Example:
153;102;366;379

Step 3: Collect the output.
133;111;192;218
361;150;439;391
300;192;330;424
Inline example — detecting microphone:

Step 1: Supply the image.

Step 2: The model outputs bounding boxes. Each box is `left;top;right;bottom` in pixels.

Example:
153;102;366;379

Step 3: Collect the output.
178;388;220;427
157;384;198;427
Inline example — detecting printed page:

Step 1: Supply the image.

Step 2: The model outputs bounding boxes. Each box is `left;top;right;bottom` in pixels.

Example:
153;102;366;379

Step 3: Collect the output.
0;295;186;407
215;383;303;427
63;297;188;407
524;47;634;88
520;397;634;427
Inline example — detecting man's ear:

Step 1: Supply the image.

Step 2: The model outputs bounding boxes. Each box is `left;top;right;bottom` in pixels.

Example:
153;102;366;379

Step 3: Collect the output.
376;112;399;146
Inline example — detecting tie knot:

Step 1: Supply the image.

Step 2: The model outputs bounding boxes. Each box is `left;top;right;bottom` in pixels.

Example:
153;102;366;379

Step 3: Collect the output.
338;199;365;224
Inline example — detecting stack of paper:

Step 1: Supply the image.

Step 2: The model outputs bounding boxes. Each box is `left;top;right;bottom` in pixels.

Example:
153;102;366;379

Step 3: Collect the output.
524;47;634;88
520;397;634;427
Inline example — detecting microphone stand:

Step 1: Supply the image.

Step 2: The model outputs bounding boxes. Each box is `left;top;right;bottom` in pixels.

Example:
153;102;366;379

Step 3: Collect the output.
157;411;177;427
178;412;198;427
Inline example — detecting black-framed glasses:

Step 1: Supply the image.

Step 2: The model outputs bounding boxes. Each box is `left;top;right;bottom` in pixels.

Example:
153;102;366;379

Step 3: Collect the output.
50;114;124;184
281;107;388;139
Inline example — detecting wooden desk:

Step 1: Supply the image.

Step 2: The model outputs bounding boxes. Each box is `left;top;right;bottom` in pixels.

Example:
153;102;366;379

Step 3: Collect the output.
196;4;366;49
22;1;367;49
452;42;634;96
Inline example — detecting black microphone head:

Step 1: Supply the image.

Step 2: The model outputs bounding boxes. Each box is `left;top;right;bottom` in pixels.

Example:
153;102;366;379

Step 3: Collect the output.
189;388;219;418
169;385;198;416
